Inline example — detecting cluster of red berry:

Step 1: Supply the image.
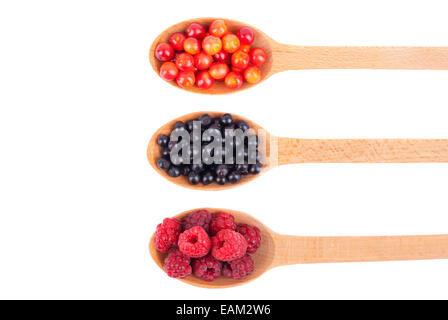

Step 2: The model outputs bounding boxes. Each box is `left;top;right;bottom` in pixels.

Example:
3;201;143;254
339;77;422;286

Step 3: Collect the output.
154;19;267;90
154;210;261;281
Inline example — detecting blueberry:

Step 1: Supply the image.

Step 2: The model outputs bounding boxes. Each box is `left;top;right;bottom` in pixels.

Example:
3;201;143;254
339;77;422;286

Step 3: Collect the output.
201;171;214;185
199;114;213;127
235;163;249;175
167;165;181;177
215;175;227;185
227;171;241;183
157;134;169;147
236;120;249;132
248;163;262;175
188;172;201;185
191;163;205;173
215;164;229;177
186;120;194;132
157;157;170;170
180;165;191;176
161;147;170;158
220;113;233;126
173;121;185;130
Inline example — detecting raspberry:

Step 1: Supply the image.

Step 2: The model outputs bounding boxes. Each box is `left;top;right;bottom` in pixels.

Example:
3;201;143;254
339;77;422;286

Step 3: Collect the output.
182;210;212;233
211;229;248;261
222;255;254;280
236;224;261;254
163;249;192;279
192;254;222;281
154;218;181;252
209;212;236;235
178;226;211;258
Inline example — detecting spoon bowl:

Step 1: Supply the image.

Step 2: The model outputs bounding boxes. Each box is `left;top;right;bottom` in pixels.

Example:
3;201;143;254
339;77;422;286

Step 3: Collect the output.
149;208;448;289
150;17;448;94
149;18;275;95
149;208;277;289
147;111;273;191
147;111;448;191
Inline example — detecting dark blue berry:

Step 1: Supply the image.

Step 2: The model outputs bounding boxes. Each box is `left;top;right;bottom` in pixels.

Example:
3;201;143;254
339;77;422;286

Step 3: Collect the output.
201;171;214;185
157;158;170;170
157;134;169;147
215;164;229;177
188;172;201;185
173;121;186;130
199;114;213;127
191;163;205;173
167;165;181;177
236;120;249;132
220;113;233;126
180;165;191;176
215;176;227;185
227;171;241;183
248;163;262;175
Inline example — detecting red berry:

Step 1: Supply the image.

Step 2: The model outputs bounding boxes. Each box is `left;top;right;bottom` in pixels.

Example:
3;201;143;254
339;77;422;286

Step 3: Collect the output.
155;42;174;62
224;71;243;90
184;37;201;55
154;218;181;252
178;226;211;258
175;52;194;71
209;212;236;235
237;27;255;45
231;50;250;70
202;35;222;56
213;50;230;64
208;62;229;81
176;70;195;88
222;33;240;53
196;71;215;90
192;254;222;281
243;65;261;84
169;32;186;51
159;62;178;81
194;51;213;70
250;48;267;66
211;229;247;261
163;249;192;279
209;19;228;38
182;210;212;233
236;224;261;254
222;255;254;279
186;22;206;40
239;44;251;54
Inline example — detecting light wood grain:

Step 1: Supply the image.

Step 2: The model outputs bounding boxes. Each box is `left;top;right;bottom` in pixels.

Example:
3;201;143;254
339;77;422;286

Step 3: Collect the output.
271;45;448;72
149;208;448;288
147;112;448;190
277;138;448;164
149;18;448;94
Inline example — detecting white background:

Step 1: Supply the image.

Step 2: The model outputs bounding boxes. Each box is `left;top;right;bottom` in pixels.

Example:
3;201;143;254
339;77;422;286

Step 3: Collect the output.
0;0;447;299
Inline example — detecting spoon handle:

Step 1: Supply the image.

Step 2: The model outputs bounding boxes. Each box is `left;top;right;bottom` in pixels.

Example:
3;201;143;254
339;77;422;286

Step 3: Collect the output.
272;45;448;71
276;138;448;164
272;234;448;266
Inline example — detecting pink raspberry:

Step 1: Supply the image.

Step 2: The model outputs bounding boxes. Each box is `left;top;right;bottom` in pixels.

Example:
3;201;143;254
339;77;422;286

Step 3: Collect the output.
178;226;211;258
222;255;254;280
192;254;222;281
211;229;248;261
154;218;181;252
163;249;192;279
182;210;212;233
209;212;236;235
236;224;261;254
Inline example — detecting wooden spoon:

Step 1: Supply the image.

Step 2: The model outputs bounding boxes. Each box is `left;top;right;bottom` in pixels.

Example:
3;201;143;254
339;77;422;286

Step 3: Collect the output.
149;17;448;95
147;111;448;191
149;208;448;288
